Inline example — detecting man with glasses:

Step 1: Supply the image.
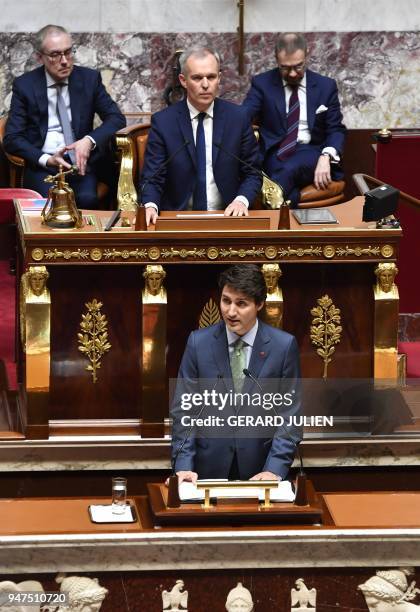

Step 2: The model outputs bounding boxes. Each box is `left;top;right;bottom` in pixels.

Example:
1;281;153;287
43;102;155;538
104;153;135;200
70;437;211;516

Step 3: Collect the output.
4;24;125;209
243;33;346;208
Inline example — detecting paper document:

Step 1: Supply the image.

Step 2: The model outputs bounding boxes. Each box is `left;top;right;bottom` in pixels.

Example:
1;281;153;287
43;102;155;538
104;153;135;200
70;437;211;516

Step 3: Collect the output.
89;504;136;523
179;479;295;503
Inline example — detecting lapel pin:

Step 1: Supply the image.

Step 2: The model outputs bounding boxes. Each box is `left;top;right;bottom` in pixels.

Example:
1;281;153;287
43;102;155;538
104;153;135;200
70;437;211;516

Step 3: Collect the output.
260;352;266;358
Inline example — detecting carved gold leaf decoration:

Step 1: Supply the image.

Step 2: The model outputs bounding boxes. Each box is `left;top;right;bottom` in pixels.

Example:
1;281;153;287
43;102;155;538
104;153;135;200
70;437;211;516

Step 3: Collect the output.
199;298;221;328
310;295;342;379
77;299;111;383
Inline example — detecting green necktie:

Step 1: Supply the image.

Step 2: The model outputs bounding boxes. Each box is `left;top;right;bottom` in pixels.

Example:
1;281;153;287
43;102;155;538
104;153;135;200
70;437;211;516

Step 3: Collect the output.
230;338;247;392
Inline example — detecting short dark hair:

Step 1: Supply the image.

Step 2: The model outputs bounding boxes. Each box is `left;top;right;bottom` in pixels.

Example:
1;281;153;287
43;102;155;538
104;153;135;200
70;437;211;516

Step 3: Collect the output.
218;265;266;304
275;33;307;57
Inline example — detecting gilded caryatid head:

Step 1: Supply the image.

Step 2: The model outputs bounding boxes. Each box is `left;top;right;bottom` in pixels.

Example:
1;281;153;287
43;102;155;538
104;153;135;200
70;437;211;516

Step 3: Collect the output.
225;582;254;612
143;264;166;296
28;266;49;297
262;263;282;294
375;262;398;294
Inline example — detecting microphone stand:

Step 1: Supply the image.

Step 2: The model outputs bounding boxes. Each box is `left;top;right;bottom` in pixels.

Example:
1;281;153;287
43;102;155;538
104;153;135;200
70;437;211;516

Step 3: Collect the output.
243;368;308;506
167;374;224;508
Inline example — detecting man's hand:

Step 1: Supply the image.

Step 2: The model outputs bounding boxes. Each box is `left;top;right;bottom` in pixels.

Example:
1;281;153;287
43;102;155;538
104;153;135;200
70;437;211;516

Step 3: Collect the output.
65;136;93;175
176;470;198;485
314;155;332;190
224;199;248;217
250;471;281;481
46;147;72;170
145;207;158;226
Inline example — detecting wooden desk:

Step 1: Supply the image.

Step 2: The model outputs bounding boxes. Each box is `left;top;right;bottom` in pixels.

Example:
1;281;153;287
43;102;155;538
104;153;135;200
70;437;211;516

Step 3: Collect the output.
15;198;401;439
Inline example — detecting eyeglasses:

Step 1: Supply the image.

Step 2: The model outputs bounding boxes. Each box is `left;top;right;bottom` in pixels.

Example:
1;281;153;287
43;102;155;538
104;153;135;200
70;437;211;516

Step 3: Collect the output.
40;47;76;62
279;62;305;74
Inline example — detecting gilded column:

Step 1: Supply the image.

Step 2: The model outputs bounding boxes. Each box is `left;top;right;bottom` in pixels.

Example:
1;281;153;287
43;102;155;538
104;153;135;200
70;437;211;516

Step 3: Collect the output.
373;263;399;380
141;265;167;437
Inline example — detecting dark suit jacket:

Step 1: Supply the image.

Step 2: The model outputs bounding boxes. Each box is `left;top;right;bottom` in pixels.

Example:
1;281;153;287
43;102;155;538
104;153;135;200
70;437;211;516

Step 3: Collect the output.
243;68;346;158
171;320;301;480
140;98;262;210
4;65;126;168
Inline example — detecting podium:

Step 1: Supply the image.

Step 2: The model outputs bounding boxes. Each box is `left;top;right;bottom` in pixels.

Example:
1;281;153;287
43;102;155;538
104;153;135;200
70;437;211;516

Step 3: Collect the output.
15;199;401;439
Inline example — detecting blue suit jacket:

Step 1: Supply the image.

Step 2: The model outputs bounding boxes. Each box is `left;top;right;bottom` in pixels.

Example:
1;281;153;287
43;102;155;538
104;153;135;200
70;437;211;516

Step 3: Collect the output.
140;98;262;210
4;65;126;168
243;68;346;158
171;320;301;480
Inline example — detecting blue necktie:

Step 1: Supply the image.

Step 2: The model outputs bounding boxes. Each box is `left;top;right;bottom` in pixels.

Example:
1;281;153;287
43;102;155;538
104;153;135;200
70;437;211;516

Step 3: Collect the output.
193;112;207;210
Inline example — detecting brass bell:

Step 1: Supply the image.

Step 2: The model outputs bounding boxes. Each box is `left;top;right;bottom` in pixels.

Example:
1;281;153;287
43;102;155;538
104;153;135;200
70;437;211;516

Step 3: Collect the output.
41;165;83;229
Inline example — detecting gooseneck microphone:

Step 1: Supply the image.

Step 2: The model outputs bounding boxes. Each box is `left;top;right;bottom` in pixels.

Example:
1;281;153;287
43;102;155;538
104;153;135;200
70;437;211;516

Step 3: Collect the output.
171;374;224;477
139;139;191;205
242;367;304;475
213;140;284;197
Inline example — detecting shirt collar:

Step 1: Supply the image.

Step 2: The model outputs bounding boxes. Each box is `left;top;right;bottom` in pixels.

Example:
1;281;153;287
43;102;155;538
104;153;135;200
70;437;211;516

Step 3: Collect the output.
45;69;68;88
226;319;259;348
282;72;306;91
187;98;215;120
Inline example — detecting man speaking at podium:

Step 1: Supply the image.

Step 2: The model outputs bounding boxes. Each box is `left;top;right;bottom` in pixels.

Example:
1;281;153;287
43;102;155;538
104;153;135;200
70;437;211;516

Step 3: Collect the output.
171;265;301;484
140;46;262;226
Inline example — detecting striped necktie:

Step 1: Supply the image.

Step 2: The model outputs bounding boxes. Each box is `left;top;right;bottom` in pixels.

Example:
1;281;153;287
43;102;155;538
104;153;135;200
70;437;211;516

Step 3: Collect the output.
277;86;300;160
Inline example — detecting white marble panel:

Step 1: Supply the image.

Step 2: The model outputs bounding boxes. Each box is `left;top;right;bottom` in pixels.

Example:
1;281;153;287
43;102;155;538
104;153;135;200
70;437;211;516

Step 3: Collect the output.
1;529;420;574
0;0;101;32
101;0;238;33
306;0;420;32
245;0;305;33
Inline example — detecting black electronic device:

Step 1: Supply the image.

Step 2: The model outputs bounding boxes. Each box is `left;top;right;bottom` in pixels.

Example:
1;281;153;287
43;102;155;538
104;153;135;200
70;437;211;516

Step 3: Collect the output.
362;184;399;222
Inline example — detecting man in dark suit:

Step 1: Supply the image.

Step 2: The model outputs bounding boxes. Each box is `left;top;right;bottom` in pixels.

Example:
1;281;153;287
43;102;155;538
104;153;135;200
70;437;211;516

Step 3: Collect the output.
4;24;126;209
171;265;301;483
140;46;262;226
243;33;346;207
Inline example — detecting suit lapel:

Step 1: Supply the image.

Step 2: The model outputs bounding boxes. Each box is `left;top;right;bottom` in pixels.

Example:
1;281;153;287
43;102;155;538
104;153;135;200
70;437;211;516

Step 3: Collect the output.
211;322;232;383
212;98;226;166
34;68;49;138
243;322;271;393
68;67;82;137
176;100;196;167
306;70;319;132
271;70;287;132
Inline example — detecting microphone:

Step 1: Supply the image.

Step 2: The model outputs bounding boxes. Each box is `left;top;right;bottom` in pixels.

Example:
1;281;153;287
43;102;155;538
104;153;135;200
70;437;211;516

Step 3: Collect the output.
242;368;304;476
139;139;191;205
171;374;224;477
213;140;284;196
104;209;121;232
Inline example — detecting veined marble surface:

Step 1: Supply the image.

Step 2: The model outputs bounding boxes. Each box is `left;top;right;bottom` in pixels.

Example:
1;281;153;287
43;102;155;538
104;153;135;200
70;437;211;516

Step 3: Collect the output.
1;31;420;128
0;437;419;471
1;528;420;574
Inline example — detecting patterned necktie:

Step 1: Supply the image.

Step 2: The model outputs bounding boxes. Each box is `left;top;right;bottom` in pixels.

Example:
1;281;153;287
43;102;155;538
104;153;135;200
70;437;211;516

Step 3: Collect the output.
277;85;300;160
193;112;207;210
230;338;247;392
55;83;76;165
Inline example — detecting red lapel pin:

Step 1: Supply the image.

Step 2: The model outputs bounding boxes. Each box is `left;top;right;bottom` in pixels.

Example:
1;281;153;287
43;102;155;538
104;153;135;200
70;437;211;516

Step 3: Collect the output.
260;352;266;358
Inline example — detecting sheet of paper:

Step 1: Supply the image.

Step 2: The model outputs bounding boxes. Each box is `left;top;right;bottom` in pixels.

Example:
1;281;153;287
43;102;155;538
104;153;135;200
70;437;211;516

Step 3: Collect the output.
179;480;295;502
89;504;136;523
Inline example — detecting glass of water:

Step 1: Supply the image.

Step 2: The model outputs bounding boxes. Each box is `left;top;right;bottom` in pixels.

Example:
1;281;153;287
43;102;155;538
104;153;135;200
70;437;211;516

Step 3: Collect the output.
111;477;127;514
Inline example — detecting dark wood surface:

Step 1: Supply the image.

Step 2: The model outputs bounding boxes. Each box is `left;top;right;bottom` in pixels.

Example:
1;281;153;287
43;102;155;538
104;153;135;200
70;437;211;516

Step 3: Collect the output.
15;199;401;435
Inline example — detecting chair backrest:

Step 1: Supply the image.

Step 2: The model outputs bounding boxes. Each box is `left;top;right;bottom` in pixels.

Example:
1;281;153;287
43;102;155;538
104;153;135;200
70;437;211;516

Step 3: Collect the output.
115;122;150;210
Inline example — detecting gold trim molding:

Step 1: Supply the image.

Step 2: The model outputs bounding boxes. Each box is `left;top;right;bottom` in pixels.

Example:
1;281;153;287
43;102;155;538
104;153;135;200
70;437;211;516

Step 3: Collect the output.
310;295;342;379
78;299;111;383
44;248;90;261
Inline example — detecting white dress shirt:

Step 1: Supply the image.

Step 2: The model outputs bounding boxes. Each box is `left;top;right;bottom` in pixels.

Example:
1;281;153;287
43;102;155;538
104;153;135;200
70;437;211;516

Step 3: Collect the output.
282;73;338;160
226;319;259;370
145;99;249;211
38;69;96;168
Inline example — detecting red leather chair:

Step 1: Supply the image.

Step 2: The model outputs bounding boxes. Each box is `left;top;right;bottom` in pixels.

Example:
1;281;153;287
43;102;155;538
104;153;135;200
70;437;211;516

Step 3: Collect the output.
0;188;42;224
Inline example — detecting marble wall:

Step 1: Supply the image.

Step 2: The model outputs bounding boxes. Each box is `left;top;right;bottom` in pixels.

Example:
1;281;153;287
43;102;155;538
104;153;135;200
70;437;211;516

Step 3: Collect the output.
1;30;420;130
